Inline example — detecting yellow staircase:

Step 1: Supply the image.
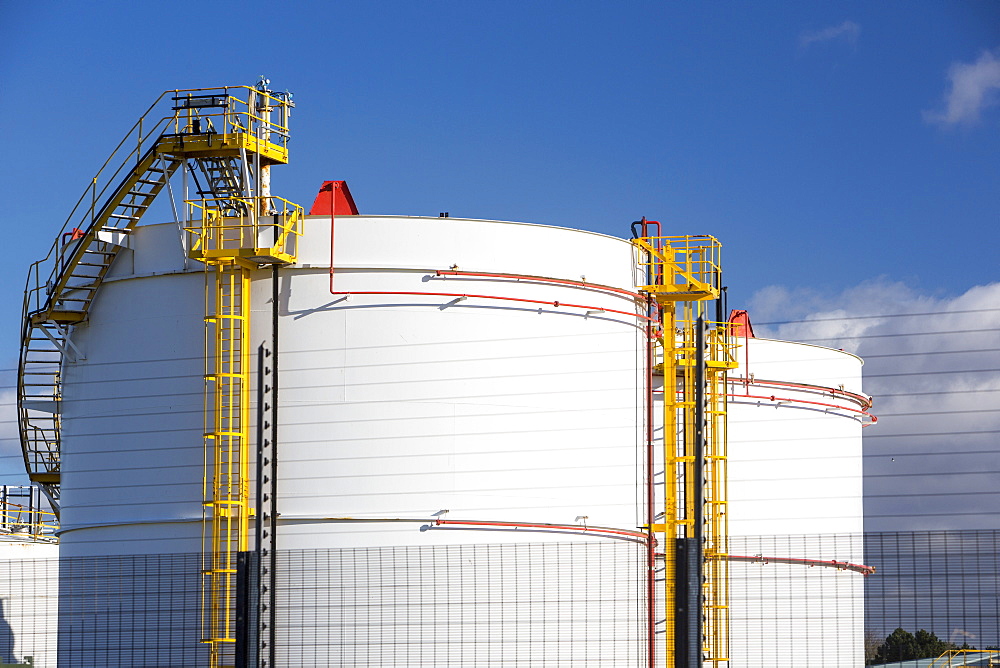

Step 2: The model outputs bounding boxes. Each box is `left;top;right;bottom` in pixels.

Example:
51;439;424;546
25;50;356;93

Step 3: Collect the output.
18;82;301;667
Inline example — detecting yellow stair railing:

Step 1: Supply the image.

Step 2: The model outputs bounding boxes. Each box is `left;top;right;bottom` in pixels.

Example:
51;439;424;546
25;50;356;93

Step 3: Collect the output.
19;84;295;514
0;486;58;543
19;82;299;667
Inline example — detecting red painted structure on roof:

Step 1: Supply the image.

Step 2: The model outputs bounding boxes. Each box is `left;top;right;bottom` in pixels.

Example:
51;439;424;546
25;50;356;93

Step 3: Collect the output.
309;180;359;215
729;309;755;338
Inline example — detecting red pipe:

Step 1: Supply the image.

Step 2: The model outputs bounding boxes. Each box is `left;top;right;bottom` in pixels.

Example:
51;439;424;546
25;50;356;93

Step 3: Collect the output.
434;270;643;300
730;376;873;410
328;197;336;292
725;554;876;576
61;228;86;245
653;552;874;576
434;518;651;542
729;392;878;423
644;298;656;668
653;380;878;423
328;290;657;323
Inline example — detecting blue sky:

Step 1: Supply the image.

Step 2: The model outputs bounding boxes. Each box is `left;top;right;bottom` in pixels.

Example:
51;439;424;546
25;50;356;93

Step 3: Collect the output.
2;1;997;317
0;1;998;525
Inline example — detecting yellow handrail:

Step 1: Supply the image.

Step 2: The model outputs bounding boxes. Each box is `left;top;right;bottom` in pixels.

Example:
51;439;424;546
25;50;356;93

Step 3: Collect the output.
185;195;303;263
23;85;295;316
929;649;1000;667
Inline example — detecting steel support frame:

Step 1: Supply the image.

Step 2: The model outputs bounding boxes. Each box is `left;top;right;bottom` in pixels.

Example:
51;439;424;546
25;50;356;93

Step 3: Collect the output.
636;234;731;668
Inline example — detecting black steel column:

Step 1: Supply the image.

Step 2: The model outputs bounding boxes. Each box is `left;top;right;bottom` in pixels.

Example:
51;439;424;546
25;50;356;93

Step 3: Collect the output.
251;265;280;668
267;264;279;668
235;550;258;668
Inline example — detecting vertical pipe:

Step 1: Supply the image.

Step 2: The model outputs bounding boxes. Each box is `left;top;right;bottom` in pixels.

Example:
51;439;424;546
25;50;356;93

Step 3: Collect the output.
663;305;677;667
268;264;279;668
329;188;337;293
632;220;657;668
645;317;655;668
694;315;706;566
252;341;269;668
692;316;706;666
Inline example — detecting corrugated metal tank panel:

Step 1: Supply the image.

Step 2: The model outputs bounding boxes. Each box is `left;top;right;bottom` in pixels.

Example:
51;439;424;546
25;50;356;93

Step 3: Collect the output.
56;214;649;666
54;213;868;665
728;338;864;536
61;215;646;555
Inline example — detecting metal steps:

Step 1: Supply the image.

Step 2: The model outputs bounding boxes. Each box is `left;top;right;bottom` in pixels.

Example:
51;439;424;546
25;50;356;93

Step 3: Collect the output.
17;84;287;511
19;125;182;509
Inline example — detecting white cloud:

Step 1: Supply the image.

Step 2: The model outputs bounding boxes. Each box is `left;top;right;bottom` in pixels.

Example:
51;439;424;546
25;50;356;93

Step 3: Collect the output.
748;280;1000;531
798;20;861;49
924;48;1000;126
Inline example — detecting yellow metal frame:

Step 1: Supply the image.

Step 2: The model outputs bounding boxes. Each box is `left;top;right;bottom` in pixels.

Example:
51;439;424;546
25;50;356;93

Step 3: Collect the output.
167;88;293;160
634;235;722;301
636;235;737;667
701;319;733;664
17;83;299;665
929;649;1000;667
173;92;300;666
188;195;301;665
186;196;303;266
157;132;288;165
19;85;296;514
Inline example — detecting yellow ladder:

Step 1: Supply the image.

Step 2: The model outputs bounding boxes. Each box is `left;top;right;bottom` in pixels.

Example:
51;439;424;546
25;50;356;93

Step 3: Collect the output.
186;193;301;667
201;261;251;665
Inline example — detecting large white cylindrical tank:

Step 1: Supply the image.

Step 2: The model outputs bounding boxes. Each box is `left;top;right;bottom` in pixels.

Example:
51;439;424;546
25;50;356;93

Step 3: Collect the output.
727;336;867;668
54;212;868;666
59;215;649;665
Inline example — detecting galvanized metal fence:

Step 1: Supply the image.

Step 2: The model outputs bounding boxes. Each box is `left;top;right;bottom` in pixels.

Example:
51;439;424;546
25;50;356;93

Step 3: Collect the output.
0;532;995;667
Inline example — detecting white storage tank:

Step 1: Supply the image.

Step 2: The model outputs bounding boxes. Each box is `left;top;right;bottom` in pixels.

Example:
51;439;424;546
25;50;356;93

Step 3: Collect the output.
52;207;869;666
59;214;650;665
726;333;869;668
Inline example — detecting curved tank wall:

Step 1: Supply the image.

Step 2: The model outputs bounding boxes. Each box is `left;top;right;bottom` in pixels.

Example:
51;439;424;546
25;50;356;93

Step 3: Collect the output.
61;216;646;551
58;215;649;665
727;337;866;668
54;214;869;666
